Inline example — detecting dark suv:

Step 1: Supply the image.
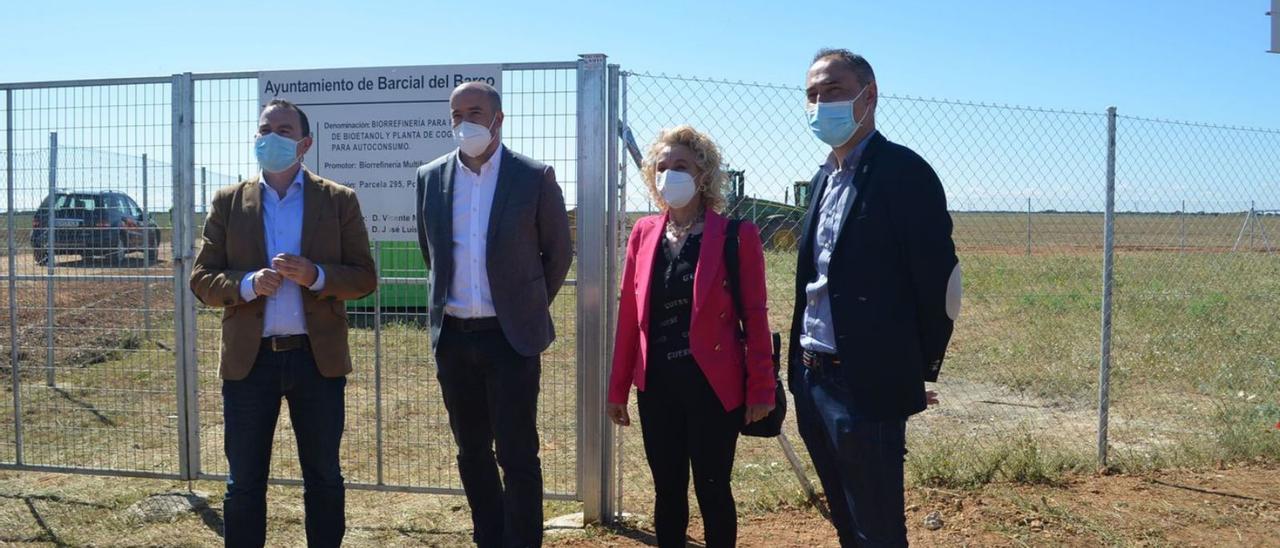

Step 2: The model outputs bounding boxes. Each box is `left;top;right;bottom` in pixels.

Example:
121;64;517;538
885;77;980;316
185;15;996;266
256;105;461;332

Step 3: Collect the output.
31;191;161;265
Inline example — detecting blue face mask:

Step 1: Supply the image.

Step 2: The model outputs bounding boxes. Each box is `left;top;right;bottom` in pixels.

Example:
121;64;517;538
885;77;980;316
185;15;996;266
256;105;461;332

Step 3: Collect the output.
255;133;303;173
807;85;870;147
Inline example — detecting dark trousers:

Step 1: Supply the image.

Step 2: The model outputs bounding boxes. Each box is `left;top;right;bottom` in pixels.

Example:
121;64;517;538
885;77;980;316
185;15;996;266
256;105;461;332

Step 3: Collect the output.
790;362;908;548
436;323;544;548
222;343;347;548
637;358;744;548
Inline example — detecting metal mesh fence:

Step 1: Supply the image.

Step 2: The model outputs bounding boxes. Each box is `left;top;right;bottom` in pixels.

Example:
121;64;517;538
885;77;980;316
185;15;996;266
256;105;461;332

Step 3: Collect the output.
0;82;180;477
1;62;1276;528
2;93;10;466
0;64;587;499
189;66;582;496
877;98;1108;485
619;73;822;515
1108;117;1280;466
618;70;1279;518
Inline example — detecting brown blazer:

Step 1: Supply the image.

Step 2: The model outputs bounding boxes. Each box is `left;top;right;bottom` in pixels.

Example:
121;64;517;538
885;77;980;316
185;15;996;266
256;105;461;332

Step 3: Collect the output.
190;170;377;380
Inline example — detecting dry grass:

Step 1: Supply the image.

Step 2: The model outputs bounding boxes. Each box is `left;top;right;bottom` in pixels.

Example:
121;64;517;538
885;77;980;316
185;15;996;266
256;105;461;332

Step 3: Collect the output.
0;211;1278;543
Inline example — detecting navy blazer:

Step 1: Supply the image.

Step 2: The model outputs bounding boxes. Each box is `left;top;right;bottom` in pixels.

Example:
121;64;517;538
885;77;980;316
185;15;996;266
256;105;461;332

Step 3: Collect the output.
788;132;958;420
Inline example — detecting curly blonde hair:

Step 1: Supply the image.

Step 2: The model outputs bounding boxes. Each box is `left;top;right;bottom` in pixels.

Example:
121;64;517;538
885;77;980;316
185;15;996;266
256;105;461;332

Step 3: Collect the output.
640;125;726;213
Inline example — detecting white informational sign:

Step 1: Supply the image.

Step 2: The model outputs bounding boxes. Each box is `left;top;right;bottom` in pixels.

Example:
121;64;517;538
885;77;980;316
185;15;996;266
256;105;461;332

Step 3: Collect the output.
258;64;502;240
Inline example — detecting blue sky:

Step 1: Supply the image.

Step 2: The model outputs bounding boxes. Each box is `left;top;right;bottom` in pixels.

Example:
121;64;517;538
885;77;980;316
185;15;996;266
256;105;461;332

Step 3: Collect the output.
4;0;1276;128
3;1;1277;215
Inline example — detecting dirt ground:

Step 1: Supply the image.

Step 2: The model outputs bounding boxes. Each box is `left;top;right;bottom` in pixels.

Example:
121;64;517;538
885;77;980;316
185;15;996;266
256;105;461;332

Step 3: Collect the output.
0;461;1275;547
556;460;1280;548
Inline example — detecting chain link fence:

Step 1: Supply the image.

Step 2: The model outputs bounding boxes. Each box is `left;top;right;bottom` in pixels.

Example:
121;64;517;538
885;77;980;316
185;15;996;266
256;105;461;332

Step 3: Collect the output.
617;70;1280;519
1109;116;1280;467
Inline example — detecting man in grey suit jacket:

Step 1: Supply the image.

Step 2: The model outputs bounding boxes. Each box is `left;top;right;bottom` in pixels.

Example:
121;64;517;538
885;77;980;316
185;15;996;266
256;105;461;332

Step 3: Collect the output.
415;82;572;548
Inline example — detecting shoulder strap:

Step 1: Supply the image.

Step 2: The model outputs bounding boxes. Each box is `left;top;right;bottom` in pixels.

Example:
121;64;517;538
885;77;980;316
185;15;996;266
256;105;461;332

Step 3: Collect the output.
723;219;744;330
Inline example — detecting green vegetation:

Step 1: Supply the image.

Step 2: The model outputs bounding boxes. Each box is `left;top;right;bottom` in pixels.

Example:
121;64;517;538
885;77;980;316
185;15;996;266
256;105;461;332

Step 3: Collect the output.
1;211;1276;517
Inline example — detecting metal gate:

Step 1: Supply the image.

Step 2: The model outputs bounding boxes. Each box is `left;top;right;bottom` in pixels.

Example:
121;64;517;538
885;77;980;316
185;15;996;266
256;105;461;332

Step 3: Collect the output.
1;55;621;519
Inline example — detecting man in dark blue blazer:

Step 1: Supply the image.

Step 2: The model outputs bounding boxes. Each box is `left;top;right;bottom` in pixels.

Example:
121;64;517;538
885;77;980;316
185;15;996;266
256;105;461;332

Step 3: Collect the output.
789;49;962;546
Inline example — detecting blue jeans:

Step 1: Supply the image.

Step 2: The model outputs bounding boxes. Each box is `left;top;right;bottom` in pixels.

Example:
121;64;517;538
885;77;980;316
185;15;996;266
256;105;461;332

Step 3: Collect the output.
222;343;347;548
790;363;908;547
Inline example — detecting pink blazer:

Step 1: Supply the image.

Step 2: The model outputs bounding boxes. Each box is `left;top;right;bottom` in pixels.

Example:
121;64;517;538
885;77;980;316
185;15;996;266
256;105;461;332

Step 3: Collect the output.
608;209;775;411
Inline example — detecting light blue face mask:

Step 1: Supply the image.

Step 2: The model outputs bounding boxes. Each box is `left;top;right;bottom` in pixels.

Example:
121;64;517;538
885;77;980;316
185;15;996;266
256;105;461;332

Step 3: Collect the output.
807;85;870;147
255;133;303;173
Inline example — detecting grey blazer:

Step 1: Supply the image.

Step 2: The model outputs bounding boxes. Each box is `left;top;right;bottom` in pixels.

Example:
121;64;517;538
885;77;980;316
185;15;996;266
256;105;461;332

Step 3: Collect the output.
415;146;573;357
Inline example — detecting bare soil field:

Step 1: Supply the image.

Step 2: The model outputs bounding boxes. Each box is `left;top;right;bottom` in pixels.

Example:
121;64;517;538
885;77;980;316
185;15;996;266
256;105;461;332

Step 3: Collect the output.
1;461;1276;546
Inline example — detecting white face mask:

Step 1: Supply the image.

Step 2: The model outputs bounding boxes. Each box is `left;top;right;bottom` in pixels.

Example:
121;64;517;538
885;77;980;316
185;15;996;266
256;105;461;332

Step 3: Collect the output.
453;115;497;157
657;169;697;209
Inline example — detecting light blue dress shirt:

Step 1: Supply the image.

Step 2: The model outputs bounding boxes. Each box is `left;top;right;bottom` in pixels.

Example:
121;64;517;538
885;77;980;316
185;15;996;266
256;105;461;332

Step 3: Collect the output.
800;131;876;354
238;168;326;337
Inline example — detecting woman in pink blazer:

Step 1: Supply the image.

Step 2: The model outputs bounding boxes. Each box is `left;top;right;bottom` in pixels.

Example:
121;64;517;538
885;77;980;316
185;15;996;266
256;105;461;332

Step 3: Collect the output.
606;125;775;547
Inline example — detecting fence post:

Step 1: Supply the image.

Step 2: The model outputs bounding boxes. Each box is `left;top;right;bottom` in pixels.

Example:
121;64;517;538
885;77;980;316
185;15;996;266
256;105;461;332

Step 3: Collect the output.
1179;199;1186;254
142;153;151;340
7;89;23;464
604;63;622;522
577;53;614;524
373;241;384;486
200;166;207;214
45;131;56;388
171;73;200;479
614;69;629;517
1250;201;1256;250
1097;106;1117;469
1026;197;1033;256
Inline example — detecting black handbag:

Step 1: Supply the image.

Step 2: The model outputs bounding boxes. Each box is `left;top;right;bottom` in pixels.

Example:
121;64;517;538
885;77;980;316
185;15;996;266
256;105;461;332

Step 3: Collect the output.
724;219;786;437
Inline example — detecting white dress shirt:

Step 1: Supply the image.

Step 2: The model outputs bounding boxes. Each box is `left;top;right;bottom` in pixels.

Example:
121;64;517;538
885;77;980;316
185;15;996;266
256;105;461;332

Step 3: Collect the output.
239;167;327;336
444;145;503;319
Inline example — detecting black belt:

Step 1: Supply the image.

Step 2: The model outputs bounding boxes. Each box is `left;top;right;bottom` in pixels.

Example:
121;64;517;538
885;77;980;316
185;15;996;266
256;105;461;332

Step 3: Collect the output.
802;349;840;369
262;334;309;352
443;315;501;333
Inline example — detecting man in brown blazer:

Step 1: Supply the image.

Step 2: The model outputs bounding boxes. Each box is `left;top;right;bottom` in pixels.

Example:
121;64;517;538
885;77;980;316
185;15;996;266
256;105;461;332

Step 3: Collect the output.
191;99;376;548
